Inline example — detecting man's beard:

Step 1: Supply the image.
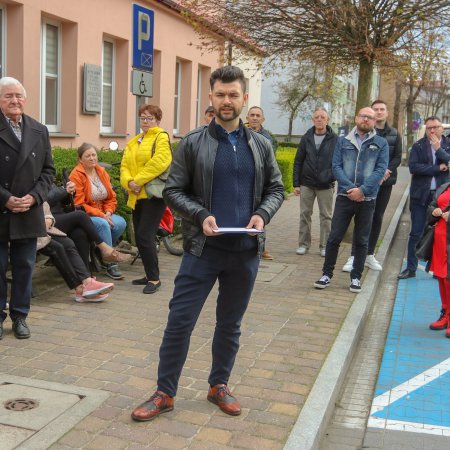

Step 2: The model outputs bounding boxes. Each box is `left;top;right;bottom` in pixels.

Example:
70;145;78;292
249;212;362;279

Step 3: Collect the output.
357;123;373;133
215;107;240;122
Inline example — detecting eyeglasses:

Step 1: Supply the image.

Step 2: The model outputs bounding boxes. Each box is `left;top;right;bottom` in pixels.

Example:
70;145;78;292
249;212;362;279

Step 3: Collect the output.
426;126;442;131
139;116;155;122
357;114;375;121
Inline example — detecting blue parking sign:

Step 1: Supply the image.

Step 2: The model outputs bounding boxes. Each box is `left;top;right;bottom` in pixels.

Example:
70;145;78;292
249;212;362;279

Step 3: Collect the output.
132;4;154;71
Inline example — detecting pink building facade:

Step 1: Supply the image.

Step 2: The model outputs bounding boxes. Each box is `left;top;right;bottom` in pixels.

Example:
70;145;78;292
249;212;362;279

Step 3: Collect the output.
0;0;224;148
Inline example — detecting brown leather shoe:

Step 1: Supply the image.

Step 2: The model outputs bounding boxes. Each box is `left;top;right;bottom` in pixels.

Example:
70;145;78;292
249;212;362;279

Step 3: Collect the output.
102;249;132;263
261;250;274;260
207;384;241;416
131;391;174;422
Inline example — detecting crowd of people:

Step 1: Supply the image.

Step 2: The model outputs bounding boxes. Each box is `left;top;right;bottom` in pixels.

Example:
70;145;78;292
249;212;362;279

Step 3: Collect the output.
0;63;448;425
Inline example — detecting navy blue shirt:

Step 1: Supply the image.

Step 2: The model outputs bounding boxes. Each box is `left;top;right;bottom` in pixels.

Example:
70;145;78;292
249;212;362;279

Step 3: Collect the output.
207;121;256;251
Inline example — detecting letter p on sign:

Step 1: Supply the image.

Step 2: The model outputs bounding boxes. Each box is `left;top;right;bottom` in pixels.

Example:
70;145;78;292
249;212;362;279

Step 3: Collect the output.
138;12;150;50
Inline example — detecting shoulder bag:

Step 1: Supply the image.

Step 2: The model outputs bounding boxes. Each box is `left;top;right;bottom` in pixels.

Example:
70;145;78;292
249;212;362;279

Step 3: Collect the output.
144;132;172;199
416;202;450;261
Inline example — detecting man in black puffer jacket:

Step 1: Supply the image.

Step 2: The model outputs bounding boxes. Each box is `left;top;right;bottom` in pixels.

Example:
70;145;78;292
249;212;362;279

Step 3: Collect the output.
293;107;337;257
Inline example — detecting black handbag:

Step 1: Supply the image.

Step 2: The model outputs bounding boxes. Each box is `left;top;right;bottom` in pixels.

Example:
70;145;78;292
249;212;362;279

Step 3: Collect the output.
416;224;435;261
416;201;450;261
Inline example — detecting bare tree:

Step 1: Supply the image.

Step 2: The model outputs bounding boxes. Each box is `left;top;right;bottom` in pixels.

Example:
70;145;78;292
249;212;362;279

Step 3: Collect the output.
384;28;449;150
273;61;340;139
182;0;450;112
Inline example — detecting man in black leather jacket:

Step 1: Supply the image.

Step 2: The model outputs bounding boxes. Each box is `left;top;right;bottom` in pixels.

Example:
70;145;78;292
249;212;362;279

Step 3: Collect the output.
293;107;337;257
131;66;284;422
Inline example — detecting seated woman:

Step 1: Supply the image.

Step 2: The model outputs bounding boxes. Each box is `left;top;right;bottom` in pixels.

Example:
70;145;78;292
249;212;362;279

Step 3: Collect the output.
70;143;127;280
48;182;130;271
38;203;114;302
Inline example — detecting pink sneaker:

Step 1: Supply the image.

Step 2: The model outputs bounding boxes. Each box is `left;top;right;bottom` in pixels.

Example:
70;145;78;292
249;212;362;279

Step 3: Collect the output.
82;278;114;299
75;293;109;303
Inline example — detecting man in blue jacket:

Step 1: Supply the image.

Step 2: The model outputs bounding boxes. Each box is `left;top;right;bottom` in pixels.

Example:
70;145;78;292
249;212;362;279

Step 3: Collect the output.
398;116;450;279
314;107;388;293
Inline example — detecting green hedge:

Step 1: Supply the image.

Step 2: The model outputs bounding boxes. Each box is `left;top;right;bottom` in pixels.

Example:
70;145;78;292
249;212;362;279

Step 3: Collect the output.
51;144;297;224
276;147;296;194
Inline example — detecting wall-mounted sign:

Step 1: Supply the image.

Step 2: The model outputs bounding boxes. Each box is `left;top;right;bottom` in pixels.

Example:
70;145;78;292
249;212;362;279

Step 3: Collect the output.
83;64;102;114
131;70;153;97
133;4;154;71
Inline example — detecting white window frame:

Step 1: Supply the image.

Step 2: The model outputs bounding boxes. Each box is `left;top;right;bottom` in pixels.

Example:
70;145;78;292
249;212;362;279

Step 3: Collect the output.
173;60;181;135
41;19;61;132
195;67;201;127
101;39;115;133
0;4;6;78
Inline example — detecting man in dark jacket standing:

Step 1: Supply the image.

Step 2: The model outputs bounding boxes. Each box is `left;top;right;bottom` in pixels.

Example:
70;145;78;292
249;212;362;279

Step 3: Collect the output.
246;105;277;260
131;66;284;422
293;107;337;257
0;77;55;339
398;116;450;279
342;100;402;272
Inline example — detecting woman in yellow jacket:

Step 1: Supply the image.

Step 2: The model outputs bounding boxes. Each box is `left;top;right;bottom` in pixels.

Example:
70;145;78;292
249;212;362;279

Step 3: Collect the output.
120;105;172;294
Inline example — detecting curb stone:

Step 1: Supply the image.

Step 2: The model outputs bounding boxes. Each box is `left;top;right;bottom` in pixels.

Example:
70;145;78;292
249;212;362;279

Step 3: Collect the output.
283;184;410;450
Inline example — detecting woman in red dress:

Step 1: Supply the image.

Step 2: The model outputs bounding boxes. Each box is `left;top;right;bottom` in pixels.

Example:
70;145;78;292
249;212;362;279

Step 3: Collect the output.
429;181;450;337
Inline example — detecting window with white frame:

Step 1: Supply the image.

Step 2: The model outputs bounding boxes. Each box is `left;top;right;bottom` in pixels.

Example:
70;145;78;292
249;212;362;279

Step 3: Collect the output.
173;60;181;134
101;40;114;132
0;7;5;78
41;21;60;131
195;67;201;127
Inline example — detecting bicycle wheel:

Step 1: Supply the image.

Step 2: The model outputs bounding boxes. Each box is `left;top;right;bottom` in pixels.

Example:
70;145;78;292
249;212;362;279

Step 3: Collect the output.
162;234;183;256
162;212;183;256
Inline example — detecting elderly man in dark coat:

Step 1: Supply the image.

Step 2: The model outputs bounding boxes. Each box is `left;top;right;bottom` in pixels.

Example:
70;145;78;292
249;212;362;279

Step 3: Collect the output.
0;77;55;339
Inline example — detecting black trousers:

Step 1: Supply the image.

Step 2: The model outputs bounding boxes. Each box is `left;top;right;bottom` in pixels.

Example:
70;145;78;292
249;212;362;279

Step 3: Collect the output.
157;246;259;397
39;236;90;290
351;184;393;256
53;211;103;270
132;198;166;281
0;238;37;321
323;196;375;280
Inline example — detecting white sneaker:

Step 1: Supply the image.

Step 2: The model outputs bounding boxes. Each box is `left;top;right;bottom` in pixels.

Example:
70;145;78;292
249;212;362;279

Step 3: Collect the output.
296;246;308;255
342;256;354;272
320;248;326;257
365;254;382;271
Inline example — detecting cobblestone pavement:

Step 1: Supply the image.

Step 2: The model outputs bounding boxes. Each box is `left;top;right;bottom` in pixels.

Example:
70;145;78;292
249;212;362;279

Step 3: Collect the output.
0;168;409;449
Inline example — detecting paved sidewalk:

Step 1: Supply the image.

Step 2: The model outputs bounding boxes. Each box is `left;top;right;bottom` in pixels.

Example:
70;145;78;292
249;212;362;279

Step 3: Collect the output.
0;168;410;450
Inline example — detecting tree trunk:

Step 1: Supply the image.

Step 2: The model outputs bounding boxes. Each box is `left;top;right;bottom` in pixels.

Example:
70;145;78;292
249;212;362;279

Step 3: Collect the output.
226;42;232;65
355;58;374;113
392;81;402;130
405;87;415;157
287;116;293;141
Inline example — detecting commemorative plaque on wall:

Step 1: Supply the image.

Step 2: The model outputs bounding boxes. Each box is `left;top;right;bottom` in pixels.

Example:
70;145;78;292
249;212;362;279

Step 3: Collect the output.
83;64;102;114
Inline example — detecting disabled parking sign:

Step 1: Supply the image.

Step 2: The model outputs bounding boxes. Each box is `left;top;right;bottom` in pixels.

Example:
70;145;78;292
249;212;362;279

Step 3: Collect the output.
132;4;154;71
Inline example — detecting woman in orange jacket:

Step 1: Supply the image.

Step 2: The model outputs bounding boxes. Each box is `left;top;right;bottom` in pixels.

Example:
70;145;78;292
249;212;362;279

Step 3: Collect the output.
70;143;127;280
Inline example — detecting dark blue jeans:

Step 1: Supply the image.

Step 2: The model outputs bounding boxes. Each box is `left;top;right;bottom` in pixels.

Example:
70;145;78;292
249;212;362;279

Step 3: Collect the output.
323;196;375;280
407;196;433;272
157;246;259;397
0;238;37;322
